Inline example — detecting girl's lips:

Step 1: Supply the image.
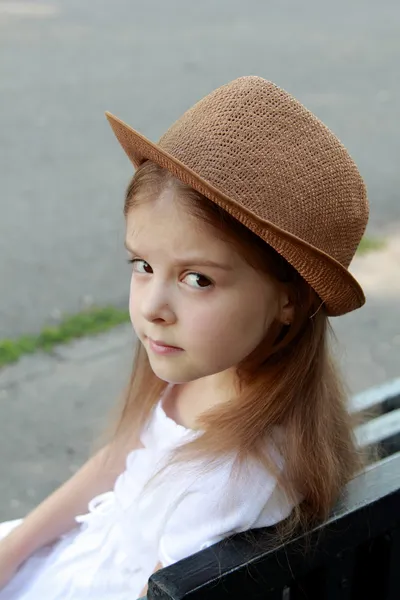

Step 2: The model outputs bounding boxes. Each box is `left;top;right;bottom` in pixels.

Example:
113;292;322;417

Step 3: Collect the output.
151;338;182;349
148;338;183;355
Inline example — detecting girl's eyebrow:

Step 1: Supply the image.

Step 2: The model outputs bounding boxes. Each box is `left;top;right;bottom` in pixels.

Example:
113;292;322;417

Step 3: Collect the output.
124;241;233;271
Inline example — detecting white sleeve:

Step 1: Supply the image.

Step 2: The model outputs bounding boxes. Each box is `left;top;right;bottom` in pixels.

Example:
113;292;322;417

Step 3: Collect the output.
158;457;291;567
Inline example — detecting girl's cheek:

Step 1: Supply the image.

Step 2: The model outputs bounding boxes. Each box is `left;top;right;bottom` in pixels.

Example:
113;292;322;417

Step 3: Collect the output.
129;299;135;326
186;308;228;343
128;279;138;327
129;302;137;333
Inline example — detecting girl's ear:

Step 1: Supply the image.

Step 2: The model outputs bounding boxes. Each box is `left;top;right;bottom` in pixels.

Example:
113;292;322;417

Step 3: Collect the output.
278;288;295;326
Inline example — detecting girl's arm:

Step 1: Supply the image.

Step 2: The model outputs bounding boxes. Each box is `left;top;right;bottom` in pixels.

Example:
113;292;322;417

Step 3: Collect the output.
1;443;129;568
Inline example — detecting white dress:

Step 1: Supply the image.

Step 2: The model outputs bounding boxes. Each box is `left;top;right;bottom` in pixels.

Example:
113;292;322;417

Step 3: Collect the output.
0;383;294;600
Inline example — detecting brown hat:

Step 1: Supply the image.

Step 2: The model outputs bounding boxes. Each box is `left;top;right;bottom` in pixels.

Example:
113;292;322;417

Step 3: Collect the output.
105;76;369;316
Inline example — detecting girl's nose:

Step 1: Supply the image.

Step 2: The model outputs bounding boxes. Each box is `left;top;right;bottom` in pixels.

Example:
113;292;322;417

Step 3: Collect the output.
140;280;176;324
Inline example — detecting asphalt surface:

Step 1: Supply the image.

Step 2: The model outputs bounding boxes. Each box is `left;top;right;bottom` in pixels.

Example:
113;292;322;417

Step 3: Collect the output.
1;0;400;338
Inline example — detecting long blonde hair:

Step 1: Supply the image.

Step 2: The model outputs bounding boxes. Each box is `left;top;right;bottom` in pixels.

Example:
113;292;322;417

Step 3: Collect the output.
105;160;365;539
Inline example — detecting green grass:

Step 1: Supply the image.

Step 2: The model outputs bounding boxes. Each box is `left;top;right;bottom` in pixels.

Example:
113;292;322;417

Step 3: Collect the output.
0;306;130;369
0;235;386;369
357;236;385;255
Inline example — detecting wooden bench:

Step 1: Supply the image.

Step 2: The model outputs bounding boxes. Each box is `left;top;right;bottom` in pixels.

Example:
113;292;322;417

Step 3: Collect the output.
144;378;400;600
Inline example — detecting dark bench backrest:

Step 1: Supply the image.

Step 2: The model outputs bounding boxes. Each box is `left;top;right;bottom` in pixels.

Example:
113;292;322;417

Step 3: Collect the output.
147;380;400;600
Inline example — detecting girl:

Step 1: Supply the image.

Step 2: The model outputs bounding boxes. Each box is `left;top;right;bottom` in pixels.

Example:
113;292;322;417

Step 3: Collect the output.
0;76;369;599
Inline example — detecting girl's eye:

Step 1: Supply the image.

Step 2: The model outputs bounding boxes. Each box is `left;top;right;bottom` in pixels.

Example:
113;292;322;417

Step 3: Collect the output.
127;258;152;274
185;273;212;289
127;258;213;289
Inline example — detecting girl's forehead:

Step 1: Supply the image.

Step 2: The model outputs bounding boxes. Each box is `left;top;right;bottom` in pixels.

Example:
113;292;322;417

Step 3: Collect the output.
127;187;196;222
126;192;231;254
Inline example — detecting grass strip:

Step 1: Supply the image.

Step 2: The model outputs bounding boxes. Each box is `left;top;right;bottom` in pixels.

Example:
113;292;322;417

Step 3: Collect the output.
357;236;385;255
0;306;130;368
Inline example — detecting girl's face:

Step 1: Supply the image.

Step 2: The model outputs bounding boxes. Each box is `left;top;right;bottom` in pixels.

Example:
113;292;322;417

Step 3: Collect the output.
125;187;291;386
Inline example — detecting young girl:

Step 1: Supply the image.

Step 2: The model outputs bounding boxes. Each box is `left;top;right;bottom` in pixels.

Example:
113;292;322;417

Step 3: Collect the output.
0;76;369;599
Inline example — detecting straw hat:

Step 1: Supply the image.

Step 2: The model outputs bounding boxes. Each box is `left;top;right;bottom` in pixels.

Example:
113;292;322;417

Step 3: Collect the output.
105;76;369;316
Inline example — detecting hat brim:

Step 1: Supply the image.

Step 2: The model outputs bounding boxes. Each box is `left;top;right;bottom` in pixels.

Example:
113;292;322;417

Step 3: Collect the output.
105;111;365;317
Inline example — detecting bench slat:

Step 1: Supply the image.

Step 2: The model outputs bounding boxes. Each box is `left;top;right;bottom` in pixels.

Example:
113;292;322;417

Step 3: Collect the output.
355;408;400;447
350;377;400;413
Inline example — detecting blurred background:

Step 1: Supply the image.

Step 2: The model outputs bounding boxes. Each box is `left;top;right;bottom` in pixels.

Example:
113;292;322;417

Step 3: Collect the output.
0;0;399;519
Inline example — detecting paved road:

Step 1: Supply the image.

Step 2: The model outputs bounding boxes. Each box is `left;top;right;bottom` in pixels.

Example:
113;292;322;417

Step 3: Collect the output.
1;0;400;338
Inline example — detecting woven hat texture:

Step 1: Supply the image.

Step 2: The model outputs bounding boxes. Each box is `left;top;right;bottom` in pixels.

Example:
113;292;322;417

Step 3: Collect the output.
105;76;369;316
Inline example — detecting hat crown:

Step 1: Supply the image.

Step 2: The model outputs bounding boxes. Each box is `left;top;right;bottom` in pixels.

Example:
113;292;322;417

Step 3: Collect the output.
159;76;369;268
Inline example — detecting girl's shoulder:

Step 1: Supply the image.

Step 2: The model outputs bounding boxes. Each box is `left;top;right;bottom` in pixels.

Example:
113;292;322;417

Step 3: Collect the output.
157;447;294;567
